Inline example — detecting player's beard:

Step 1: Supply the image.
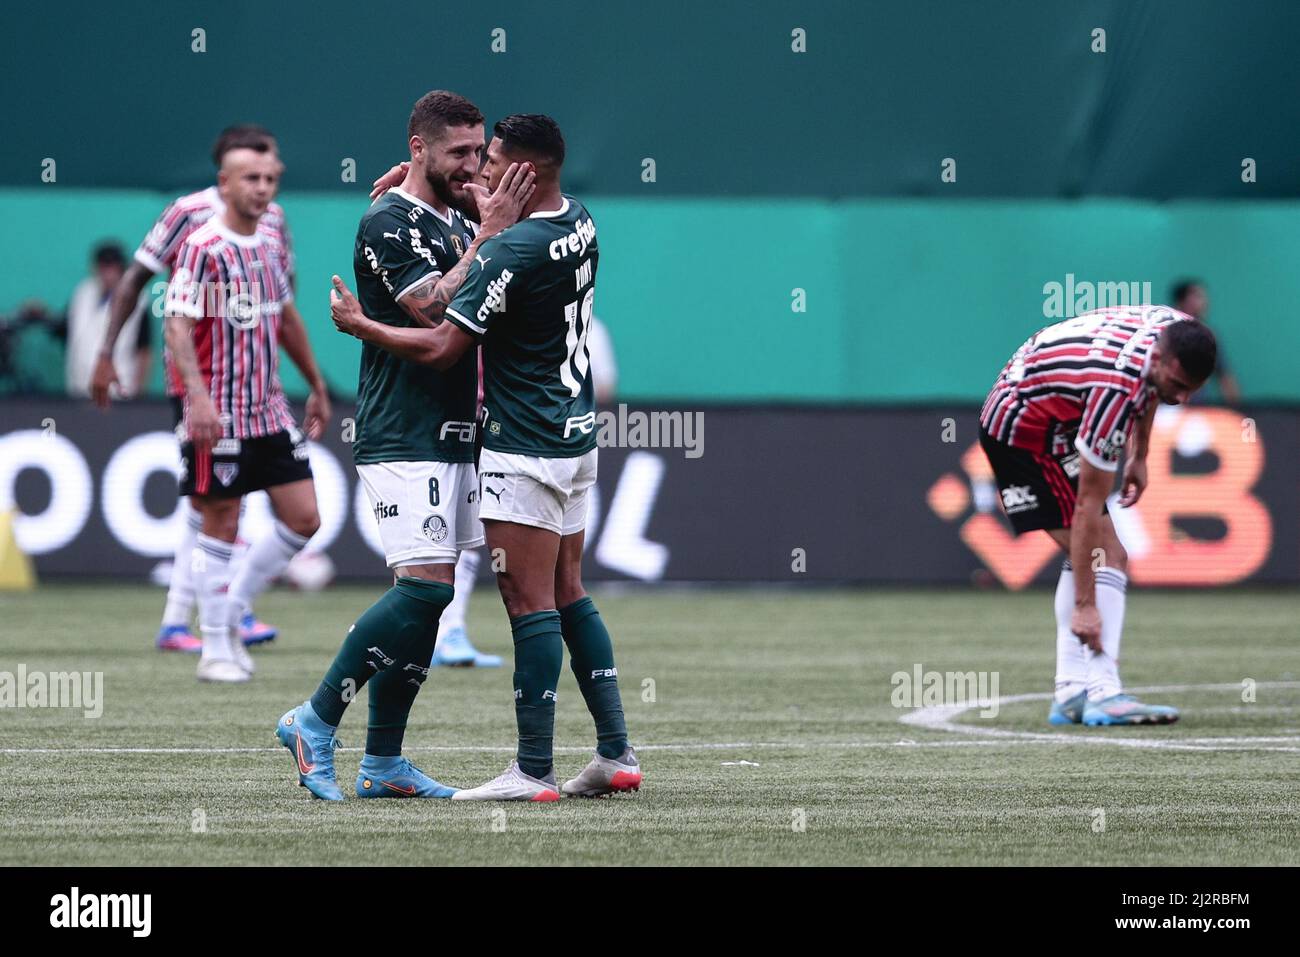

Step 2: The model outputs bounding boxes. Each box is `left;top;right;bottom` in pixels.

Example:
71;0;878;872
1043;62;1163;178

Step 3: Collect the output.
425;167;471;215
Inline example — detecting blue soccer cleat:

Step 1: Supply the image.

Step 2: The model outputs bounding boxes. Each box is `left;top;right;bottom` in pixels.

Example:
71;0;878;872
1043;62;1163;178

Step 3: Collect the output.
1048;690;1087;725
275;702;343;800
1083;694;1180;726
432;627;502;668
240;613;278;646
355;755;458;799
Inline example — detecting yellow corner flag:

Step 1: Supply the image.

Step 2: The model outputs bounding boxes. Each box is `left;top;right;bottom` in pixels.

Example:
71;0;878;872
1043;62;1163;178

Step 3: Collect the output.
0;510;35;591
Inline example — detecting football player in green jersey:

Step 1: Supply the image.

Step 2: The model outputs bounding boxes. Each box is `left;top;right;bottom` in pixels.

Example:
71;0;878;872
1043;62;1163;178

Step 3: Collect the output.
331;115;639;801
275;92;536;801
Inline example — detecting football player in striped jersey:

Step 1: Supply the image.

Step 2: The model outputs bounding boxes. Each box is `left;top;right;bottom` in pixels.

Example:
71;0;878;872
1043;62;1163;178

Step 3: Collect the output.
978;307;1217;725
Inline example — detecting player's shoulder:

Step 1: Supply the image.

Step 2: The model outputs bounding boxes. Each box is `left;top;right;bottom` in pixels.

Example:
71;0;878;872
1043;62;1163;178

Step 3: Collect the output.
357;191;414;239
176;185;220;209
182;218;224;251
154;186;218;230
486;195;594;268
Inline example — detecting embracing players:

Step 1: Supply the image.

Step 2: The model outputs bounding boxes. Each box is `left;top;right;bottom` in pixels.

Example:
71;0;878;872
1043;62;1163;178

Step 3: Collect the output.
331;114;640;800
274;92;534;800
163;136;331;683
979;305;1217;725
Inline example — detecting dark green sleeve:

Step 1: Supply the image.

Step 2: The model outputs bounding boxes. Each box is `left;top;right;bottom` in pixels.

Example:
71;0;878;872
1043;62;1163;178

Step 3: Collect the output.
444;237;520;339
360;209;443;303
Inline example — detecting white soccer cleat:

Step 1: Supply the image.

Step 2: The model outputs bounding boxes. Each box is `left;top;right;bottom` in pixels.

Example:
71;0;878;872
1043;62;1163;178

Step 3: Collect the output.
228;635;255;675
562;746;642;798
197;656;250;683
450;761;560;802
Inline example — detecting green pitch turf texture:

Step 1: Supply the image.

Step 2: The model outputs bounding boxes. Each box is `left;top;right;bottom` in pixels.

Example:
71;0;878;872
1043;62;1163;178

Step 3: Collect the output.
1;584;1297;866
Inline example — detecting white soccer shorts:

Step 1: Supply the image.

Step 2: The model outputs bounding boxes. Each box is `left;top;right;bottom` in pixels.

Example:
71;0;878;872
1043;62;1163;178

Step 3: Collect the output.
356;460;484;567
477;448;597;536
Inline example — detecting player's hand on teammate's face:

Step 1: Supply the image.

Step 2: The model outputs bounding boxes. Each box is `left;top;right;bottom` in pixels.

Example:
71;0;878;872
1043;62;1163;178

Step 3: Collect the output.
466;162;537;238
304;387;330;441
1071;603;1103;653
329;275;365;337
90;354;120;409
369;161;409;201
188;394;222;452
1119;458;1148;507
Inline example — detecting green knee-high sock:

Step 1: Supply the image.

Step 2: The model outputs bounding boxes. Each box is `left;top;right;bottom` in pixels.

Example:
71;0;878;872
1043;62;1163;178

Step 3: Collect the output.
511;610;563;779
366;661;430;757
560;596;629;759
310;577;452;728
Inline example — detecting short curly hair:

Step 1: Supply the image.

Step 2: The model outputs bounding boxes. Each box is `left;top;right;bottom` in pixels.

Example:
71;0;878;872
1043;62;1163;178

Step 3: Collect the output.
408;90;484;143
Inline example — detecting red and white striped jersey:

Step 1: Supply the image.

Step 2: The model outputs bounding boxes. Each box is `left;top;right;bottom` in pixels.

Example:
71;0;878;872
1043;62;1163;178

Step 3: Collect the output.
164;219;295;439
135;186;294;396
980;305;1189;471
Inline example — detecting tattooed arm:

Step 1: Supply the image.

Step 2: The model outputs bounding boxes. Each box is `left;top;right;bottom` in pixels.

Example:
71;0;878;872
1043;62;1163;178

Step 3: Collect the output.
332;276;475;371
395;244;483;329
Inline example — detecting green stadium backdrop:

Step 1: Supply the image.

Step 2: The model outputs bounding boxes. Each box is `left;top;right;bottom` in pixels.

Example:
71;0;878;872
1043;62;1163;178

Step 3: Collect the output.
2;2;1298;585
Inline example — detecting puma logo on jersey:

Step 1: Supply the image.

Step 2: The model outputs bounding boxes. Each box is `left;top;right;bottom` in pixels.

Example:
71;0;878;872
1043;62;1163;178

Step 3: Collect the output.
382;230;403;242
483;485;503;503
475;254;491;268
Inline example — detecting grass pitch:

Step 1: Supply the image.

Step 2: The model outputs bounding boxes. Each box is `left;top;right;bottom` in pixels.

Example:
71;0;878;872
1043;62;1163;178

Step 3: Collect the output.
1;584;1297;866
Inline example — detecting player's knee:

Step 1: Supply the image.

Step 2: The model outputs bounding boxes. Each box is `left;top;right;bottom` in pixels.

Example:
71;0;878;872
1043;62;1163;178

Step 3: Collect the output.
199;501;240;541
287;508;321;540
555;579;586;609
1106;539;1129;573
495;572;552;619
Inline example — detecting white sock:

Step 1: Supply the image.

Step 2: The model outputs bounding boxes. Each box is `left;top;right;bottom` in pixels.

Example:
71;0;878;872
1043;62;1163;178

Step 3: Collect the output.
228;520;310;623
161;503;202;627
1086;568;1128;702
1054;561;1088;703
437;548;481;640
194;534;236;662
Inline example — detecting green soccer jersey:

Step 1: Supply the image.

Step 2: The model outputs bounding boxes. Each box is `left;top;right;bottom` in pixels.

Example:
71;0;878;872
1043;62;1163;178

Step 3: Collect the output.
351;188;479;464
445;195;598;458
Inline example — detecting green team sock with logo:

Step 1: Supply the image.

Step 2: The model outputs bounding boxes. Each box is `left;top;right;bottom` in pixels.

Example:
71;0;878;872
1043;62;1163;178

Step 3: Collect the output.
366;664;430;757
560;596;629;759
310;577;452;728
510;610;564;779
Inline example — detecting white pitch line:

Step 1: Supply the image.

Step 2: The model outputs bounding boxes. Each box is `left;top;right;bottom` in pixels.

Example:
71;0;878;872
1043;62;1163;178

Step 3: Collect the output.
4;682;1297;758
0;739;1054;756
898;681;1300;752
